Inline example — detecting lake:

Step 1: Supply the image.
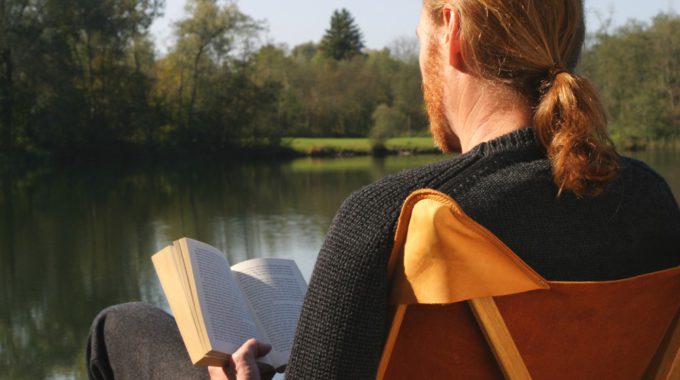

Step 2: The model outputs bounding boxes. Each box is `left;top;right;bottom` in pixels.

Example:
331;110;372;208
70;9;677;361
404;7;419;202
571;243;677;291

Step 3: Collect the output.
0;151;678;379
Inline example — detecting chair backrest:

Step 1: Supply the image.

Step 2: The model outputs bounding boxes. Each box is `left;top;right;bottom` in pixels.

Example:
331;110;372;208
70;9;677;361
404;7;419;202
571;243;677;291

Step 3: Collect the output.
376;189;680;380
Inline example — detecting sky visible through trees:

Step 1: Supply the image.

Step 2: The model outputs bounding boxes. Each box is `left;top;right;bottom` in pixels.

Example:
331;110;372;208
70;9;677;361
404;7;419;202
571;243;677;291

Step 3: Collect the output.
152;0;678;54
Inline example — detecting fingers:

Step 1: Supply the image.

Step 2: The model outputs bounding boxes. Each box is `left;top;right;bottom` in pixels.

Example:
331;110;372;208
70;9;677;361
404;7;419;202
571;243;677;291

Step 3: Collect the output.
208;366;229;380
234;338;271;360
207;339;273;380
230;339;272;380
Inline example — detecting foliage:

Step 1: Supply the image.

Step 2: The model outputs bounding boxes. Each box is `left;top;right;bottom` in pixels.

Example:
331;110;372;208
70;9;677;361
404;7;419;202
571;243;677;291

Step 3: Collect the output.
0;0;163;155
580;13;680;149
154;0;276;152
320;9;365;61
370;104;407;148
0;2;678;161
250;42;427;139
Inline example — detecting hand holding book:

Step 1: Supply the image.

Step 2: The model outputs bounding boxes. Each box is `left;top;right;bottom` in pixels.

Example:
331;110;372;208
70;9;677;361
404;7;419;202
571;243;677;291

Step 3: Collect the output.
152;238;308;373
207;339;273;380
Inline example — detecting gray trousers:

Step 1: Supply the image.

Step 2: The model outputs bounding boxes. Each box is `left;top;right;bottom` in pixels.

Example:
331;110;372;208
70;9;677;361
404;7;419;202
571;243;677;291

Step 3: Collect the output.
86;302;208;380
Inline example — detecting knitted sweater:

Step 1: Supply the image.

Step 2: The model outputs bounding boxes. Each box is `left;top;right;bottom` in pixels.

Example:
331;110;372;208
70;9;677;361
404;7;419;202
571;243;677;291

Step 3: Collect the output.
285;127;680;379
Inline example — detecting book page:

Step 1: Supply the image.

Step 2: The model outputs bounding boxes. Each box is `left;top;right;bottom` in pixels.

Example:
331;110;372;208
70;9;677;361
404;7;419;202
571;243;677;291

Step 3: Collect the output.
182;239;265;355
231;258;307;368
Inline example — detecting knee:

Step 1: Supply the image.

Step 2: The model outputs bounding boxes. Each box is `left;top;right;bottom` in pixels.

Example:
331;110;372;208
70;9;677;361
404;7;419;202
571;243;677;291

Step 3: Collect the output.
92;302;170;338
88;302;162;379
87;303;206;379
94;302;160;323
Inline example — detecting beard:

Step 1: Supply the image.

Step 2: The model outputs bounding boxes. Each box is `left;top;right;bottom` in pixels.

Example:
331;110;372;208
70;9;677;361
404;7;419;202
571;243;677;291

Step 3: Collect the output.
422;41;461;153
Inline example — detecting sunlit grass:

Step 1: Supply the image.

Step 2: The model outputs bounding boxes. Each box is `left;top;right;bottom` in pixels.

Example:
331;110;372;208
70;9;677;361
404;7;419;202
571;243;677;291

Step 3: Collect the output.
384;137;437;151
283;137;438;155
283;138;371;153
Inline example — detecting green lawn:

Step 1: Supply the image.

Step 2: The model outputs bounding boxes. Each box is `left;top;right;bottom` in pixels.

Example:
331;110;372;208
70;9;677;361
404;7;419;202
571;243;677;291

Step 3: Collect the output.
283;137;438;155
384;137;438;152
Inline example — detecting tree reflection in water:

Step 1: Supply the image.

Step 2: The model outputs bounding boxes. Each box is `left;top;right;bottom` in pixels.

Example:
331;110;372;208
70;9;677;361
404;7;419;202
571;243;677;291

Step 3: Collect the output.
0;155;448;379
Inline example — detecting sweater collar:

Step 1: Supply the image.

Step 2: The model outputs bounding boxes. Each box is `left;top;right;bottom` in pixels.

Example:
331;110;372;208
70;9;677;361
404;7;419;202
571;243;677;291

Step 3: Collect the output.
471;127;542;157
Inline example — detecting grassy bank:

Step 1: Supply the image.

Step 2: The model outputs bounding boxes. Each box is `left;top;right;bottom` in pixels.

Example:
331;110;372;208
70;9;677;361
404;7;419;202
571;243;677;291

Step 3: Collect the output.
283;137;440;156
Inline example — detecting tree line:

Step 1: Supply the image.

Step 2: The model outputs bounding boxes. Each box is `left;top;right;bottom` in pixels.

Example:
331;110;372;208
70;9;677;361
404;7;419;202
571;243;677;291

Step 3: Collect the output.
580;12;680;150
0;0;678;160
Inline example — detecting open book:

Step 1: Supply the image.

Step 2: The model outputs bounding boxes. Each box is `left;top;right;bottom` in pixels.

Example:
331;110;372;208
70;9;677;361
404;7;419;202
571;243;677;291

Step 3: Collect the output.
152;237;307;372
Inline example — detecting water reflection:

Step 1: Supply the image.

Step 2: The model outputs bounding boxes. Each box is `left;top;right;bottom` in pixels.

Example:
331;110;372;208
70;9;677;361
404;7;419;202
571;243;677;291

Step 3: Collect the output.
0;151;676;379
629;150;680;199
0;155;445;379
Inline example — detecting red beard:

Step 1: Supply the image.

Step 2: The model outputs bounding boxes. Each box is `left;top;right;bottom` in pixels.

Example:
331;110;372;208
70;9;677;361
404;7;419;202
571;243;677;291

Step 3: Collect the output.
422;41;461;153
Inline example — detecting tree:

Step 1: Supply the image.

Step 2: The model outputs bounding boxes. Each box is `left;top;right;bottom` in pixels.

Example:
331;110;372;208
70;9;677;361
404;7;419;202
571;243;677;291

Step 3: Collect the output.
649;14;680;137
0;0;163;155
370;103;406;149
173;0;261;134
580;12;680;148
320;9;364;61
389;36;419;63
0;0;48;152
291;42;318;62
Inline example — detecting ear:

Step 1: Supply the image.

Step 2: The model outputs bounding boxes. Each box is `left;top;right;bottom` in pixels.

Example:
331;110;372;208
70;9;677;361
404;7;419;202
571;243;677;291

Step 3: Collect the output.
441;6;464;71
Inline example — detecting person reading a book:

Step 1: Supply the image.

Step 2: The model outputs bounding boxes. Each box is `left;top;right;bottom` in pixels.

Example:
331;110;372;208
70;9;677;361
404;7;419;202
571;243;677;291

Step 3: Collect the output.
86;0;680;379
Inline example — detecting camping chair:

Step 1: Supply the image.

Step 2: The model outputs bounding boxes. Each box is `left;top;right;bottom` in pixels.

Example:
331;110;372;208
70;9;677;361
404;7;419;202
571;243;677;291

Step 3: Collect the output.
376;189;680;380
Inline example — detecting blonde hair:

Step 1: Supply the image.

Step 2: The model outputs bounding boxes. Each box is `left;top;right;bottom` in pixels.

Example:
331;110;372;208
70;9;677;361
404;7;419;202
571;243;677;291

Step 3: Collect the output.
427;0;619;197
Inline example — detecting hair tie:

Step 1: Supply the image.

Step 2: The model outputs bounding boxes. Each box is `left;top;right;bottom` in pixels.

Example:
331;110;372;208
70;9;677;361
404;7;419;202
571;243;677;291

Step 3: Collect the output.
548;65;568;81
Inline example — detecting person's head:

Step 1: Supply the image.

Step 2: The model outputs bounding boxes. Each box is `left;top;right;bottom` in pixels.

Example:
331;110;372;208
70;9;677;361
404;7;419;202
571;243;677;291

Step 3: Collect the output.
418;0;619;198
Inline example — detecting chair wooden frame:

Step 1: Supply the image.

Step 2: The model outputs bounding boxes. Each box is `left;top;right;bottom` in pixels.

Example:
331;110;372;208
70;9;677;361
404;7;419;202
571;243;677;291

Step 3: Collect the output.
469;297;680;380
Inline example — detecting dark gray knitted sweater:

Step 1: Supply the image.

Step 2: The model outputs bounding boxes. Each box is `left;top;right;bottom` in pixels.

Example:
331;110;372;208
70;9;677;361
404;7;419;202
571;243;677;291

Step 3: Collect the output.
285;127;680;379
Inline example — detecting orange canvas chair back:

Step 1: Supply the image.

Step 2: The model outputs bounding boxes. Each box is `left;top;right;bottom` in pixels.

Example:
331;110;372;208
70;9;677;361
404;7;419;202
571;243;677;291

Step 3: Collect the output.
377;190;680;380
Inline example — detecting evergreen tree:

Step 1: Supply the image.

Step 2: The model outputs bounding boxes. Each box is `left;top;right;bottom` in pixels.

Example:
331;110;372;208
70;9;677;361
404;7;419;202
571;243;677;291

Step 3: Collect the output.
320;9;365;60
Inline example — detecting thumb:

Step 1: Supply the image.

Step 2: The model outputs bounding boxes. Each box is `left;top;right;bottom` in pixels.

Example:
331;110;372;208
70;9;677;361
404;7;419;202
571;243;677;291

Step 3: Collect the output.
251;341;272;358
231;339;272;380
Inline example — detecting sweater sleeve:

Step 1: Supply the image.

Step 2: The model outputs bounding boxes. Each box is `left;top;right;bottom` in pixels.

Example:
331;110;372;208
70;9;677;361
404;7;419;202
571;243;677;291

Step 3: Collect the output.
284;184;403;379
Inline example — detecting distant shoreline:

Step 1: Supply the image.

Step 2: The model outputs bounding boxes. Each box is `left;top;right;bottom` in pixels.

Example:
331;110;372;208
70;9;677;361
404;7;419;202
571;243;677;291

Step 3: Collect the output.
0;137;440;169
283;137;440;157
1;136;678;172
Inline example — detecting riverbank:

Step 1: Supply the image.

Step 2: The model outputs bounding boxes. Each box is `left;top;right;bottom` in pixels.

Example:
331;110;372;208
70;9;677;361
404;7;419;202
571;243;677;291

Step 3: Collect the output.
0;137;439;171
2;136;678;173
283;137;440;157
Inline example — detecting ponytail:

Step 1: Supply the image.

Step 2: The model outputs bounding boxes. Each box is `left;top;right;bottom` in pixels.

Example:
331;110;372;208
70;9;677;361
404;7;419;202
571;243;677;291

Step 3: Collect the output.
426;0;620;197
533;70;619;198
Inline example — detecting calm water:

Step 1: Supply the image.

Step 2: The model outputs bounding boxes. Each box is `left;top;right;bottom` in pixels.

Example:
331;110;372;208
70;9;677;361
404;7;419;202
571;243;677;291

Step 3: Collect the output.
0;151;678;379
